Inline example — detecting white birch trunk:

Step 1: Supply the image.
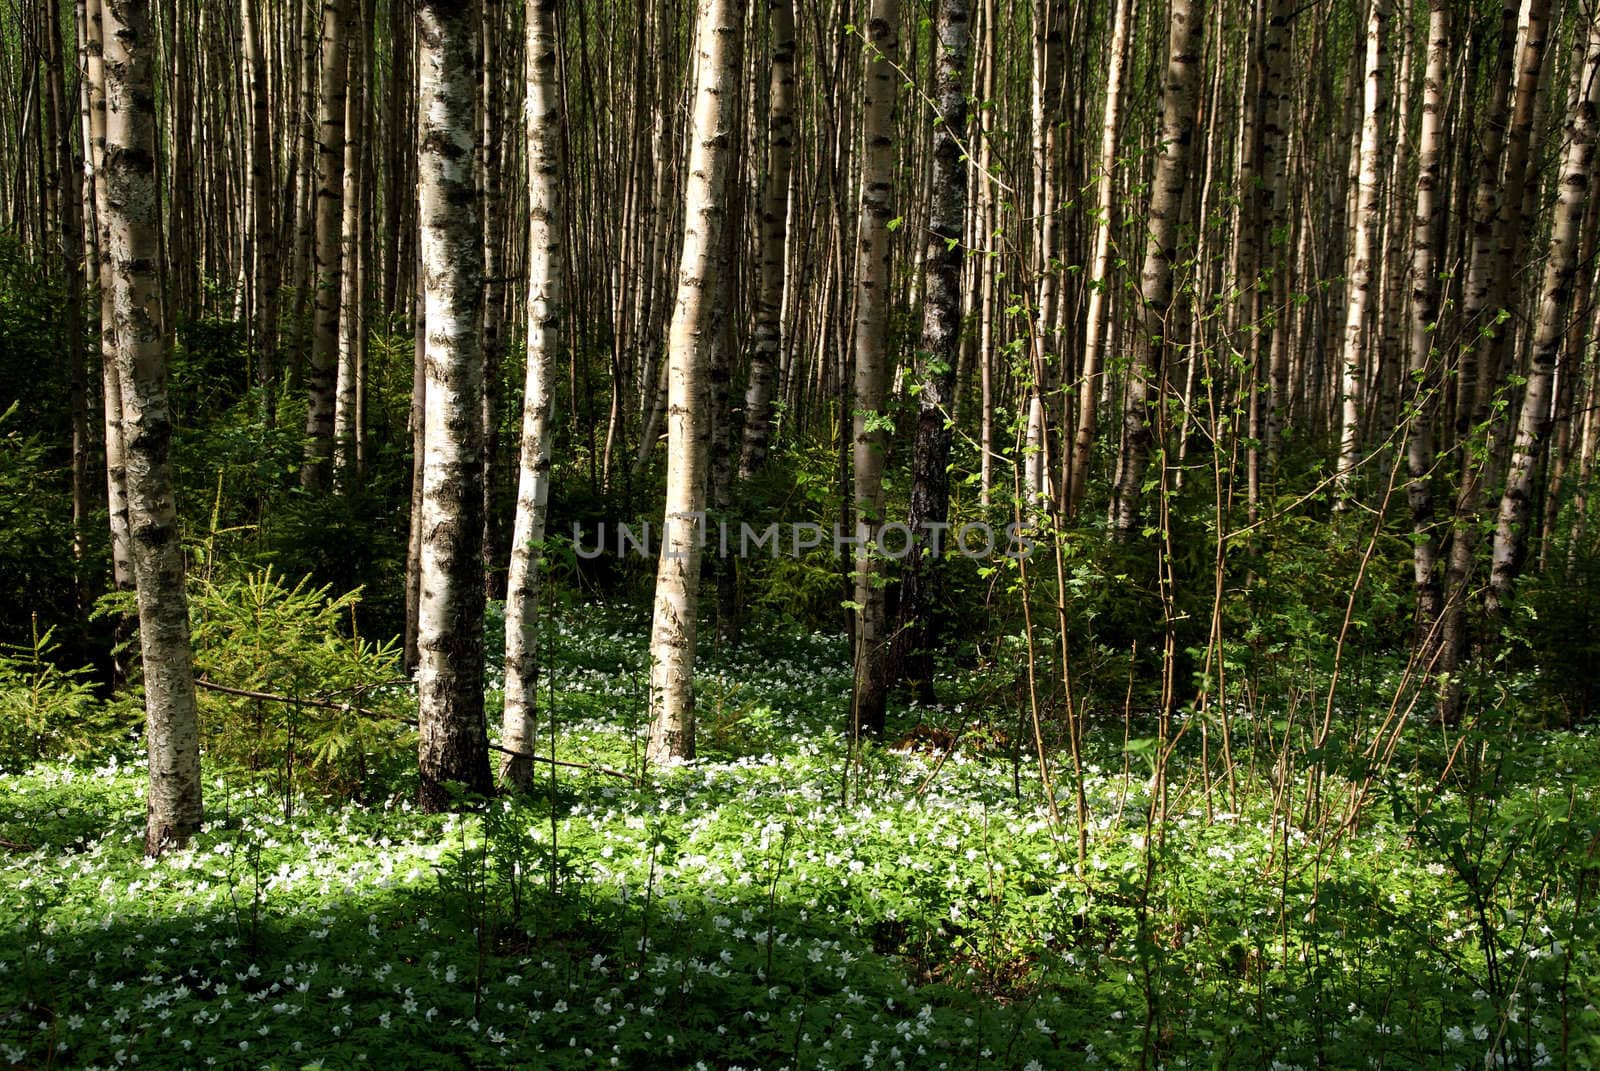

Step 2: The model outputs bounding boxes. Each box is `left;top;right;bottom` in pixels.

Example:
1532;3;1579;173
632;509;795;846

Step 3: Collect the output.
102;0;203;854
737;0;797;481
1068;0;1130;515
301;0;351;489
1109;0;1205;540
1334;0;1387;501
1488;17;1600;613
416;0;491;810
1404;0;1449;634
501;0;563;790
1023;2;1062;510
85;0;136;603
333;19;365;489
850;0;899;737
646;0;742;765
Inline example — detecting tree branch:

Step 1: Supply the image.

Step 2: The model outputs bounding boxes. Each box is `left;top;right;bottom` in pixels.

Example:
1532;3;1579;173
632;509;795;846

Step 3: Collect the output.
193;678;636;782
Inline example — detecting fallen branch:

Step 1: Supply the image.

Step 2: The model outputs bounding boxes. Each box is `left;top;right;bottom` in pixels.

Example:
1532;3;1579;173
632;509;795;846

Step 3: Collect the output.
194;677;636;782
196;678;383;715
488;744;635;782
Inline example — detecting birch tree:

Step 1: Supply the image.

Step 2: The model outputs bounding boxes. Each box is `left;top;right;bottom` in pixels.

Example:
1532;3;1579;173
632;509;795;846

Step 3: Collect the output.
1261;0;1293;472
850;0;899;736
1109;0;1206;540
501;0;563;790
1488;16;1600;614
1068;0;1131;515
1404;0;1449;635
84;0;137;626
1436;0;1520;723
737;0;797;481
1022;0;1063;509
333;9;367;488
302;0;352;489
102;0;203;854
242;0;279;423
646;0;743;765
1474;0;1554;422
43;0;87;584
416;0;491;810
1333;0;1387;501
900;0;967;698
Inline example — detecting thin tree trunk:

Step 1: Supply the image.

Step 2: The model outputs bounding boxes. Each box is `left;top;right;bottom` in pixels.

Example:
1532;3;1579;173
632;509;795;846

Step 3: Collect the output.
737;0;797;481
633;358;669;474
1571;295;1600;553
1024;0;1063;509
289;0;319;389
243;0;279;424
86;0;138;675
1437;0;1549;721
706;33;747;644
1544;181;1600;567
899;0;967;700
1436;0;1520;724
1067;0;1130;516
1375;7;1414;436
501;0;562;791
404;248;426;672
301;0;351;489
1236;0;1266;521
1109;0;1205;540
1475;0;1554;425
1261;0;1292;473
1333;0;1387;502
1404;0;1448;639
383;0;412;317
849;0;899;737
975;0;996;508
646;0;743;765
46;0;88;601
102;0;203;855
479;0;507;598
416;0;491;810
1488;19;1600;615
333;7;365;489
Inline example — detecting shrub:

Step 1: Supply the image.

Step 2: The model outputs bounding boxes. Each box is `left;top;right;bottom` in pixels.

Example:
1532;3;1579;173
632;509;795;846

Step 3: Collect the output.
0;621;126;771
188;568;414;798
1511;528;1600;725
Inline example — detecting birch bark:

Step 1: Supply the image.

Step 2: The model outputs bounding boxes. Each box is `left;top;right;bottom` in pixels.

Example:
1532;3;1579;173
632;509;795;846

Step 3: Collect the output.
646;0;743;764
103;0;204;854
501;0;563;789
416;0;492;810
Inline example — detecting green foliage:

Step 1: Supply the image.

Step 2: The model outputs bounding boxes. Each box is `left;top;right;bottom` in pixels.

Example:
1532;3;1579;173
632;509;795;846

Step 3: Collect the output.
258;484;411;640
0;237;84;652
1394;733;1600;1066
188;568;413;799
169;310;251;424
0;621;125;771
717;435;850;633
176;392;306;537
0;406;80;651
0;236;70;439
2;614;1599;1069
1511;527;1600;725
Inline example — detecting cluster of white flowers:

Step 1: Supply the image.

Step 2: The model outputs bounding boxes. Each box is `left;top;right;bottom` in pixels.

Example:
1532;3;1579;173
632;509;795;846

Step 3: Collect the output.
2;614;1594;1069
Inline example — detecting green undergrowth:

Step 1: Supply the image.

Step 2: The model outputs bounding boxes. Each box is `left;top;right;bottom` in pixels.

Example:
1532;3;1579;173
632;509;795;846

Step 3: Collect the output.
2;613;1598;1069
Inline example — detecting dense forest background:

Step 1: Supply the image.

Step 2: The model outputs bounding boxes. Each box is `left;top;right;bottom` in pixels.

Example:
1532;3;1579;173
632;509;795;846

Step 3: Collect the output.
2;0;1597;748
3;0;1600;1066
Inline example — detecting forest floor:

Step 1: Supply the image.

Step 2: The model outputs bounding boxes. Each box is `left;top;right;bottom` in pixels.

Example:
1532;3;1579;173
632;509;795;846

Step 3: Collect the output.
2;615;1597;1070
